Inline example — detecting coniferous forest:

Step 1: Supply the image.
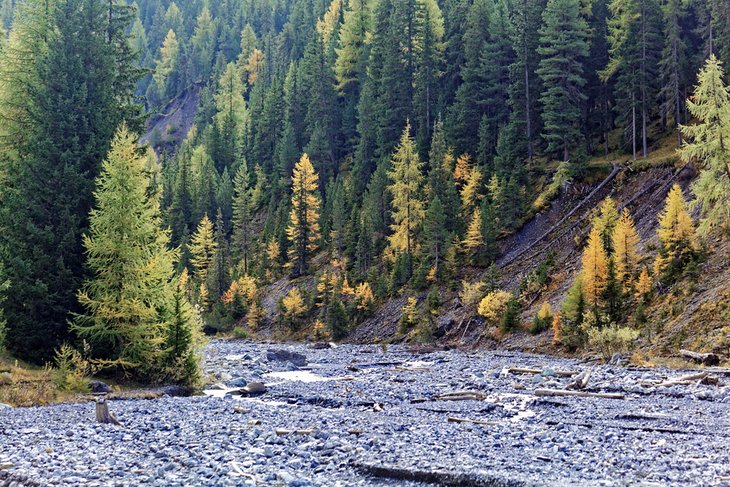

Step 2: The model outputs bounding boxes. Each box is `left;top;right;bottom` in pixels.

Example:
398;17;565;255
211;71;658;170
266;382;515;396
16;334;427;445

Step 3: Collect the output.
0;0;729;388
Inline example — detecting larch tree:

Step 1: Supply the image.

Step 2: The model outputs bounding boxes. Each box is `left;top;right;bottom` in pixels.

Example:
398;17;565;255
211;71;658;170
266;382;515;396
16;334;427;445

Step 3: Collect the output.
680;55;730;235
611;208;640;292
582;227;609;310
387;122;425;274
287;154;321;277
154;29;180;100
654;184;696;278
462;207;484;260
593;197;620;252
73;126;196;381
537;0;590;161
190;214;217;285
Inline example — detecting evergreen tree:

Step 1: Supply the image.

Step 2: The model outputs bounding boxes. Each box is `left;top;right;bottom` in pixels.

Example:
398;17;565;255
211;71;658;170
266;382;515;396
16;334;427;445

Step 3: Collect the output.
387;122;425;274
207;208;229;300
658;0;688;147
0;0;140;362
422;196;447;276
506;0;546;163
72;126;188;380
680;55;730;235
537;0;590;161
287;154;322;276
232;162;254;274
603;0;662;159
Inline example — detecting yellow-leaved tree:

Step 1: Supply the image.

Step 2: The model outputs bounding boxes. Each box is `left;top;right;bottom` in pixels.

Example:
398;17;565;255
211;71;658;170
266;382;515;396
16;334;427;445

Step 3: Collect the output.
462;207;484;258
592;197;619;252
680;55;730;235
387;122;425;272
582;227;609;309
287;154;321;276
653;184;696;278
611;208;640;292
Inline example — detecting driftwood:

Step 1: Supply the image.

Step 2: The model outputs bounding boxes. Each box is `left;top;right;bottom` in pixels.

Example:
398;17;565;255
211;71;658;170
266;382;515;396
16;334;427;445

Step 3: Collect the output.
565;368;592;390
95;398;121;425
534;389;624;399
649;371;720;387
435;390;487;401
680;349;721;366
275;428;314;436
504;367;577;377
447;416;499;426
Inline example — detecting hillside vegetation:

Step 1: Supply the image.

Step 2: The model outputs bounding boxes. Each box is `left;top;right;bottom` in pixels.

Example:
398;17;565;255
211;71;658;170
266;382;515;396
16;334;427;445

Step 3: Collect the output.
0;0;728;394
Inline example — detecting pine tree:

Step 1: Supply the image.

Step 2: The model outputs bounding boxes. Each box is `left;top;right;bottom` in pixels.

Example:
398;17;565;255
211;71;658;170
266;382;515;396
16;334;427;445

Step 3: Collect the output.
287;154;321;276
387;122;425;273
537;0;590;161
611;208;640;292
72;126;183;379
680;55;730;235
582;227;609;310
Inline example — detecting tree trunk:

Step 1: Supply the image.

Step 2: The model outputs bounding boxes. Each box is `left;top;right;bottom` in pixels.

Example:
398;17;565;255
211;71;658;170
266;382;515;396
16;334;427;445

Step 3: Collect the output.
95;398;121;425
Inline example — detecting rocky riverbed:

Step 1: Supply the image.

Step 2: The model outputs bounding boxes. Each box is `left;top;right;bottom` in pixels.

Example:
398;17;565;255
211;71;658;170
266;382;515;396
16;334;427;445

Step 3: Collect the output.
2;340;730;486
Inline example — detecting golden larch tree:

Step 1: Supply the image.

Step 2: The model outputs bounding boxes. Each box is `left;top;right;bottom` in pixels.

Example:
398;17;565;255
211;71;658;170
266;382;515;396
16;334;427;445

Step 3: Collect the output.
190;214;217;283
654;184;696;277
387;122;425;265
287;153;321;276
611;207;640;292
582;227;609;308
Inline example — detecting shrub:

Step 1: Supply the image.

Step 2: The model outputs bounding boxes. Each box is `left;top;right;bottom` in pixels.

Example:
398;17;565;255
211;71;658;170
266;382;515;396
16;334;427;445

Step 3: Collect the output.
53;342;97;393
530;302;553;334
232;326;248;339
587;325;640;361
477;290;513;323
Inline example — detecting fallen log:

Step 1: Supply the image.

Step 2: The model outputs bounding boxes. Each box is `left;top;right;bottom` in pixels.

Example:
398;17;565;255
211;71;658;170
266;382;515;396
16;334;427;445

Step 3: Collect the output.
435;390;487;401
447;416;499;426
534;389;624;399
680;349;721;366
504;367;578;377
658;371;719;387
565;368;592;390
95;398;121;425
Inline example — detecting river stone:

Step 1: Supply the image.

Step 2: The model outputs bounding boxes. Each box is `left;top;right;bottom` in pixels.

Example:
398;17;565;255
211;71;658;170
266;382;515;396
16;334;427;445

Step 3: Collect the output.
266;349;307;367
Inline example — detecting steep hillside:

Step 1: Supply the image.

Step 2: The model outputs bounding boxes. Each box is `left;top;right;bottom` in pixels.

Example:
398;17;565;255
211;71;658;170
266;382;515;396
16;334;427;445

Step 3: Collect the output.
340;159;728;360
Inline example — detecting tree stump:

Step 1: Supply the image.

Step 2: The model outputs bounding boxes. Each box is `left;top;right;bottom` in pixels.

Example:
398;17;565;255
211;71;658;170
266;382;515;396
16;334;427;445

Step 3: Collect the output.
95;398;121;425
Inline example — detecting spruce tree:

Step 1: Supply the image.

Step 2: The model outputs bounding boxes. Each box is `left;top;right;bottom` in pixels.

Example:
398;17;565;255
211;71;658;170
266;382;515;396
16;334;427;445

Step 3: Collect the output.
537;0;590;161
422;196;447;276
232;162;254;274
0;0;141;362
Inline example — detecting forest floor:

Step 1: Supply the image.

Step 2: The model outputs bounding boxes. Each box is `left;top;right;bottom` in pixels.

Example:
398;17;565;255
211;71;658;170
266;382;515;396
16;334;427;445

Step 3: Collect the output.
2;340;730;486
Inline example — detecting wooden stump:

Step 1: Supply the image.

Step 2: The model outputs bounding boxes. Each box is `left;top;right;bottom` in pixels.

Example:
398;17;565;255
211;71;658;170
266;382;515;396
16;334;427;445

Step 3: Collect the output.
95;398;121;425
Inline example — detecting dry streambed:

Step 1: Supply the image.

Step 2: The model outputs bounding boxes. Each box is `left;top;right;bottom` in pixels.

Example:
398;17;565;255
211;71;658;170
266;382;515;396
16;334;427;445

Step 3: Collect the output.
1;341;730;486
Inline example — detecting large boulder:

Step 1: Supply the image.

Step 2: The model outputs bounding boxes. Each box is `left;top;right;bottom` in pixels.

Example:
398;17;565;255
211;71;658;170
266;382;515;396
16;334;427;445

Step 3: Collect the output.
266;349;307;367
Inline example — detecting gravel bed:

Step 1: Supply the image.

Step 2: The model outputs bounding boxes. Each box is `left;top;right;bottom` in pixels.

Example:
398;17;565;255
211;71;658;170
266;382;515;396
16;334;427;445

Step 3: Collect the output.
2;340;730;486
